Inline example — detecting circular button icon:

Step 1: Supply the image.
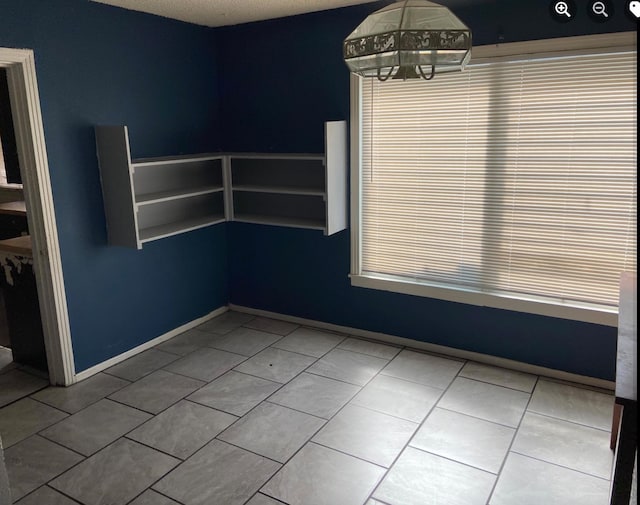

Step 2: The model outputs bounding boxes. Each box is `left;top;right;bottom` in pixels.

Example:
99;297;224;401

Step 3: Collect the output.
550;0;576;22
588;0;614;22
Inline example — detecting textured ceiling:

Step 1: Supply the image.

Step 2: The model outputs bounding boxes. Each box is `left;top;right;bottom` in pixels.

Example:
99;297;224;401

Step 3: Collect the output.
91;0;380;27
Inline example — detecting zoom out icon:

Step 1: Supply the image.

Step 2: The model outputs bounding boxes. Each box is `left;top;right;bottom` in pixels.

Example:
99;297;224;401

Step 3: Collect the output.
588;0;614;22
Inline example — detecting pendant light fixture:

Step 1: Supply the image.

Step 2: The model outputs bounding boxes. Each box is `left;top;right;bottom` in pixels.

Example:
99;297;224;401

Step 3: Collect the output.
343;0;472;81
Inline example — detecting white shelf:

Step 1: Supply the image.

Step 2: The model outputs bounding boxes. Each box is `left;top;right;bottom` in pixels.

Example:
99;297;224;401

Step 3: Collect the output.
95;120;347;247
232;185;325;197
233;213;325;231
228;120;347;236
95;125;226;249
136;185;224;206
139;214;226;243
132;153;224;166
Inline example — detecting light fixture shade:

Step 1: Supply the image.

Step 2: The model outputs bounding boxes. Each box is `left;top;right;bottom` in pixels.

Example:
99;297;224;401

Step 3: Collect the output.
343;0;472;80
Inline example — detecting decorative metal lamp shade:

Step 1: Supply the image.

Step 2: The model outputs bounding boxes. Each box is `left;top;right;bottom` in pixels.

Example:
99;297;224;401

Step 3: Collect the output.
343;0;472;81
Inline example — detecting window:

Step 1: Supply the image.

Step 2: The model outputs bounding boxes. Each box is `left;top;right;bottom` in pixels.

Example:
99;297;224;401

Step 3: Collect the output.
350;33;637;326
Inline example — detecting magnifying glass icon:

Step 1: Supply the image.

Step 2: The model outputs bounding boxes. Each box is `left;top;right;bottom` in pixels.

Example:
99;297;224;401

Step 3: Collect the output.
593;1;608;16
555;1;572;17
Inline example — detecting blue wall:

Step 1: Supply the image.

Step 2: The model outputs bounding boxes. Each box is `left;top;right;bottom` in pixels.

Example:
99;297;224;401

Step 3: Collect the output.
0;0;633;379
218;0;635;381
0;0;227;372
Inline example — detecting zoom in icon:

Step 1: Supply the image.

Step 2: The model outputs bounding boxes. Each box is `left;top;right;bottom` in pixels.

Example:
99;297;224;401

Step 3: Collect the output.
550;0;576;22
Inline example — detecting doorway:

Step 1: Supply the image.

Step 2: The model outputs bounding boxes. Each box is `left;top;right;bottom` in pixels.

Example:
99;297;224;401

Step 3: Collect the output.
0;47;74;386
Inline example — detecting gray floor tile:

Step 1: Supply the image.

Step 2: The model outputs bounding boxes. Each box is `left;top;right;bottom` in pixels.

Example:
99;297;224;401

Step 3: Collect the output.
350;374;442;423
233;347;316;383
104;348;180;381
312;404;417;467
164;347;247;382
0;346;13;373
459;361;537;393
108;370;204;414
268;372;360;419
155;329;221;356
0;398;67;448
243;317;299;336
30;373;130;413
219;402;325;463
39;398;151;456
195;311;255;335
153;439;280;505
489;452;610;505
5;435;84;501
14;485;79;505
262;442;384;505
307;348;389;386
128;400;237;459
437;377;530;427
410;407;515;474
337;337;402;360
271;327;344;357
527;379;614;431
512;411;613;479
374;447;496;505
0;369;48;408
209;327;283;357
246;493;285;505
129;489;181;505
51;438;179;505
380;349;464;389
187;371;281;416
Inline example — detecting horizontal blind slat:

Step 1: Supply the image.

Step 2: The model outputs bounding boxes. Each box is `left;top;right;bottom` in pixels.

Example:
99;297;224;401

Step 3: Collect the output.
360;49;637;308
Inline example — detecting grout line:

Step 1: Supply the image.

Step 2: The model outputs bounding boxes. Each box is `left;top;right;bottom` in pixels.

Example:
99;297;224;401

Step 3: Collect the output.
307;438;390;470
433;405;523;431
14;484;85;504
485;375;540;504
508;450;612;481
363;360;468;503
524;409;613;433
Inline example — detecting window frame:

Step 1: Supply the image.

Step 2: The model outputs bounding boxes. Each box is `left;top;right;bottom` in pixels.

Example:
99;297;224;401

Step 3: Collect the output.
349;32;637;327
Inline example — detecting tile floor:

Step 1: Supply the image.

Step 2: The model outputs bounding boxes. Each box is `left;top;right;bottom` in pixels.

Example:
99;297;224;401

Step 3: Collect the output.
0;311;617;505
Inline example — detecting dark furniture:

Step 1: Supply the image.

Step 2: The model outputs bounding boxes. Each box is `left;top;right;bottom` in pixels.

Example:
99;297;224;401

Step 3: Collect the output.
0;235;47;372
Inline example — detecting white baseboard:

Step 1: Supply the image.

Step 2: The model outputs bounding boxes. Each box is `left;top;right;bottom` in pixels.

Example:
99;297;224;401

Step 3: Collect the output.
229;304;615;391
73;306;228;383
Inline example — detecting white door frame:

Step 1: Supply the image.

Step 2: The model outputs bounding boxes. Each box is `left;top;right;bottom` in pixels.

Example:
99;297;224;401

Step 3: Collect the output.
0;47;74;385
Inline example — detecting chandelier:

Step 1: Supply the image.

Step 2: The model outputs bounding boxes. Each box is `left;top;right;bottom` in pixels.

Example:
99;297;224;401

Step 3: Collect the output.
343;0;472;81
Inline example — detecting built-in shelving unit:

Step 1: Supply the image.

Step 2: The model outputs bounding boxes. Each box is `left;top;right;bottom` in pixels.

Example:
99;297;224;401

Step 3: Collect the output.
228;120;347;236
95;126;225;249
95;120;347;248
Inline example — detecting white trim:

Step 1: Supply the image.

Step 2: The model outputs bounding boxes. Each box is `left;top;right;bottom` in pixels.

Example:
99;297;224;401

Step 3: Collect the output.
229;303;615;391
471;31;637;62
73;305;228;383
349;74;361;275
0;47;74;385
350;275;618;327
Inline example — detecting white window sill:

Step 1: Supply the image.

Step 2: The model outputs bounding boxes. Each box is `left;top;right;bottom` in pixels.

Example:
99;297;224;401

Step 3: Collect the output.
350;273;617;327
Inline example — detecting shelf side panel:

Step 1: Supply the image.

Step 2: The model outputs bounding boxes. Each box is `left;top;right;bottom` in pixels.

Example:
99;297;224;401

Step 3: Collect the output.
95;126;140;248
325;120;348;236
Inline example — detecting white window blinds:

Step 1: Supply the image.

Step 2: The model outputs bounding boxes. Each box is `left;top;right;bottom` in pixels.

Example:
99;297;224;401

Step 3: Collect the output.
358;48;637;314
